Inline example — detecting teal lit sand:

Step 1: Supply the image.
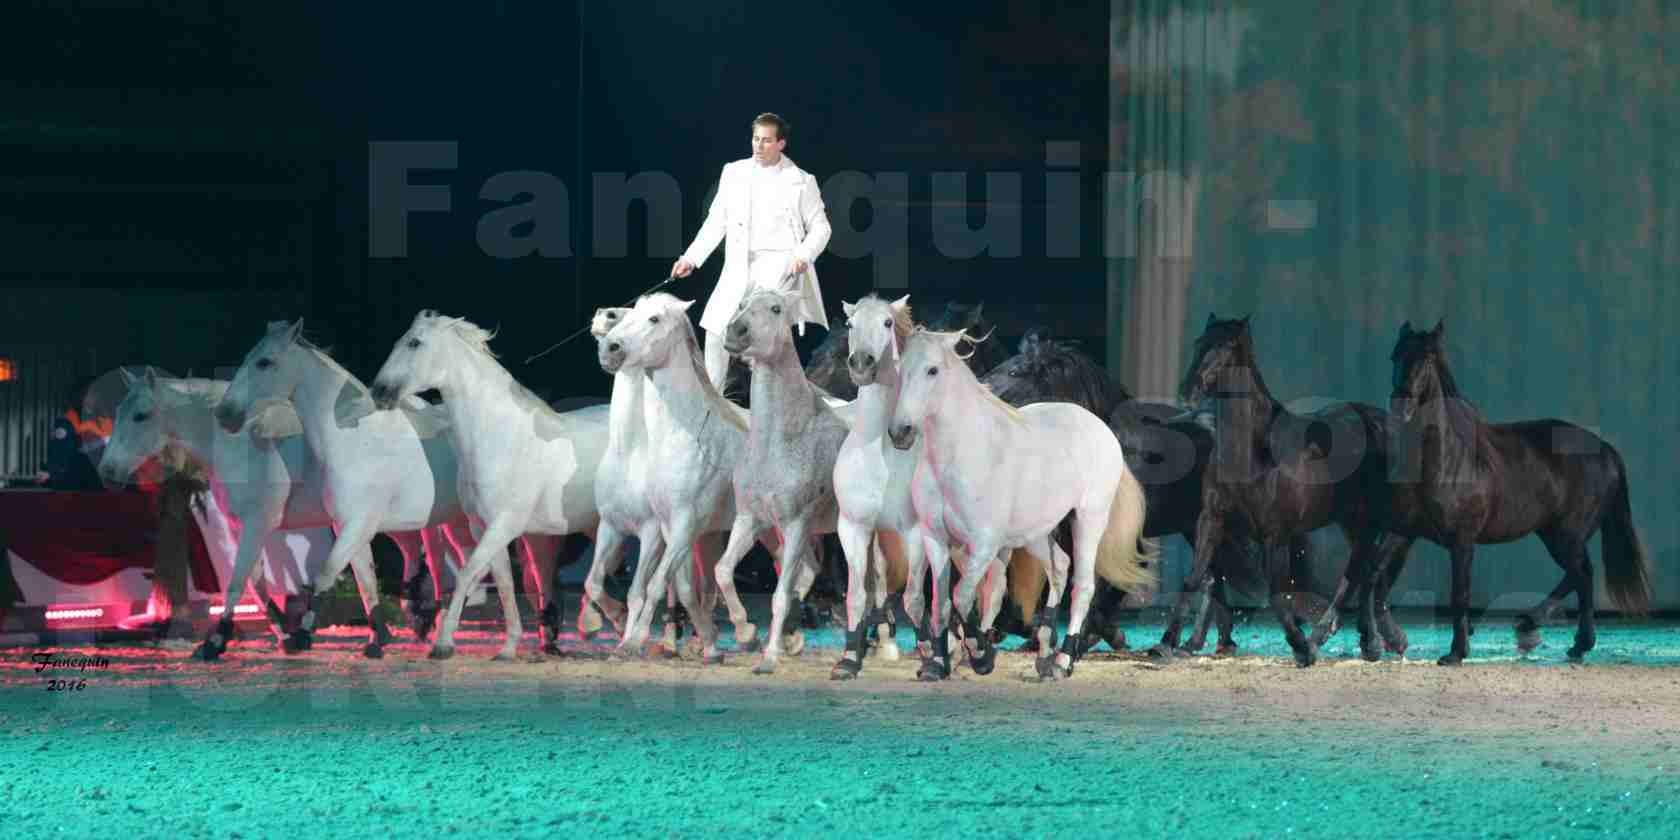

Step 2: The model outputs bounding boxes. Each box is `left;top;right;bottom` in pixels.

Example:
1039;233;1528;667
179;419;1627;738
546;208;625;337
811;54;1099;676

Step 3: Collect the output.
4;617;1679;837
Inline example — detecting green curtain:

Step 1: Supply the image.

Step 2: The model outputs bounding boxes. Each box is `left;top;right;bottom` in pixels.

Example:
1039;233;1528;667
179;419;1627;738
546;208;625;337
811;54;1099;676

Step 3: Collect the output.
1111;0;1680;609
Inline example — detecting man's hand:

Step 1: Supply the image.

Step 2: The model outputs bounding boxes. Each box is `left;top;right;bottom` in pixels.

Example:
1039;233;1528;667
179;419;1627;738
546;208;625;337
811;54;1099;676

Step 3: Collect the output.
787;256;808;277
671;258;695;278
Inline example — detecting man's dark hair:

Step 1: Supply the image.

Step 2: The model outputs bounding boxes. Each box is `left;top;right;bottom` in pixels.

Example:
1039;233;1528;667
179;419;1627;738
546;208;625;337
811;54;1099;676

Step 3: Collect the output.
752;112;789;141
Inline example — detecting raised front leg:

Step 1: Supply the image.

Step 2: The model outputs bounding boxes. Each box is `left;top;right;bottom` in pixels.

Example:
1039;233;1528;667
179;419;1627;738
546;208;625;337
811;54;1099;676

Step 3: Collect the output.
1265;541;1319;667
192;523;274;662
709;513;762;652
286;518;380;655
344;542;393;658
622;515;702;655
581;521;632;639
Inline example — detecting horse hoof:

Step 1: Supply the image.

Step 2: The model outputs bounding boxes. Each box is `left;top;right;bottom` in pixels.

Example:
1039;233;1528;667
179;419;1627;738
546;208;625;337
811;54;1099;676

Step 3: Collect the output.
1566;647;1589;662
491;650;517;662
916;659;949;682
542;642;564;657
1034;656;1067;682
1181;636;1207;654
282;631;312;655
1436;653;1464;667
191;642;222;662
1147;643;1181;661
1359;643;1383;663
970;642;998;676
410;609;437;643
830;658;862;680
428;644;455;661
362;643;385;659
1515;627;1543;655
751;656;778;675
783;631;806;657
1294;642;1319;668
1214;643;1238;658
646;643;679;660
700;651;725;666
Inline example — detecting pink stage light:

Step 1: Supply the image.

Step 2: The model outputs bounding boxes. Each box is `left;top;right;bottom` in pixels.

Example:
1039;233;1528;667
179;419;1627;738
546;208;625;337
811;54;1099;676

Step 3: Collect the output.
44;606;107;623
209;602;264;618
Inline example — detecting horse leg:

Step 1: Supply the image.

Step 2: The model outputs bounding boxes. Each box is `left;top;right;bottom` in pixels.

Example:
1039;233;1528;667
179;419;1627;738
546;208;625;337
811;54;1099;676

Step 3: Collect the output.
963;548;1008;675
666;539;722;664
831;516;875;679
1539;530;1597;661
945;539;999;672
344;541;392;658
1048;517;1103;679
429;519;519;661
899;528;933;662
614;524;665;648
1437;542;1475;666
1262;541;1318;668
1155;513;1223;659
192;522;273;662
867;530;905;662
917;534;954;681
710;513;762;652
751;518;814;675
1514;577;1573;655
513;533;564;655
582;522;631;640
626;515;701;656
1362;533;1414;660
285;517;379;655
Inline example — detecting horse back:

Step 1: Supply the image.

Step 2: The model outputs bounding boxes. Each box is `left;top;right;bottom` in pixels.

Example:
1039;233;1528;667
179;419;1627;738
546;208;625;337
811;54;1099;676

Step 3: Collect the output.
1482;419;1624;531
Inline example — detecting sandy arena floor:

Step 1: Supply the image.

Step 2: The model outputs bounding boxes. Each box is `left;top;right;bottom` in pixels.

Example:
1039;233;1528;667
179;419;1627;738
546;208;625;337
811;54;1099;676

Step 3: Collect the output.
3;614;1679;838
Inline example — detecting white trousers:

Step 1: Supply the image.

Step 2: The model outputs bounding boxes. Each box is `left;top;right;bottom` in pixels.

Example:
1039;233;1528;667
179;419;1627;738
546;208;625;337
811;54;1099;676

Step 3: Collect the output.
704;251;795;390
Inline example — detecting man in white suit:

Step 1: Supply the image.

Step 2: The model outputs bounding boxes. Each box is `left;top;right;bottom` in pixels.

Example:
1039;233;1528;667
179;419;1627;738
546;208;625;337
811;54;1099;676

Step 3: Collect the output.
672;112;832;389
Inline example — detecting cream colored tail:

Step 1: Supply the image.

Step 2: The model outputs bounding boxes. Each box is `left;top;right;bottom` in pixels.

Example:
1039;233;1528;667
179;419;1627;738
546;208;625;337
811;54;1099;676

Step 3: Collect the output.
1095;462;1159;595
1007;547;1047;623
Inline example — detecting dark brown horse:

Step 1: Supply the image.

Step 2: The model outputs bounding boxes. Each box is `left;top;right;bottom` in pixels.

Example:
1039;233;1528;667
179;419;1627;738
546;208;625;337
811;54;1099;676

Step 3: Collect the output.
1361;320;1651;665
979;327;1313;657
1178;314;1392;667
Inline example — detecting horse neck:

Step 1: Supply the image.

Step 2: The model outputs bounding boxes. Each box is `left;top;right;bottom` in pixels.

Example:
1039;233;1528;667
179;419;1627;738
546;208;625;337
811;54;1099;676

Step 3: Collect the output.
747;339;820;444
644;337;740;453
1211;364;1278;470
1415;371;1483;482
606;366;650;453
920;371;1012;478
286;349;368;459
431;346;524;466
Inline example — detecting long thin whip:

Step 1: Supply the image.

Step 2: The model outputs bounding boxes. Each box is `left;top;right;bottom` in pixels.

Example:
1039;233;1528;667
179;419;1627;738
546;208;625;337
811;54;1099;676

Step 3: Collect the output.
523;273;681;364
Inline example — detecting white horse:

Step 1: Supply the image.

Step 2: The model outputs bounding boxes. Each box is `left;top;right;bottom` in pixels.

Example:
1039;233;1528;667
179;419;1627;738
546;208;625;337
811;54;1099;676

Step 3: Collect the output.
369;311;612;660
702;287;851;675
216;320;553;660
581;306;716;654
889;327;1158;680
599;293;818;660
100;369;459;659
836;295;1042;680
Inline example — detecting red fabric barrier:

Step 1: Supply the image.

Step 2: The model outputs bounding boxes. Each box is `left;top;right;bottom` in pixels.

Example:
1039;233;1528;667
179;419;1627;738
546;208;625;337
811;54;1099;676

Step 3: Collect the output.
0;489;219;594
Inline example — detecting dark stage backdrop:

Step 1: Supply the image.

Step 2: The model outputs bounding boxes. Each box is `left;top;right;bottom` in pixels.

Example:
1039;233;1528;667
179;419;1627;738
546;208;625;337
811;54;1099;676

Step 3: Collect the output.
1111;0;1680;609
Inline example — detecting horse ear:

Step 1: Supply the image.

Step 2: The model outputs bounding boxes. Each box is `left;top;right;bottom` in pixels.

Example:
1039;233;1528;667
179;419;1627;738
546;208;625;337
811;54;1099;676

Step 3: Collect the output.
119;367;141;388
891;294;910;311
1431;318;1444;338
842;300;857;317
143;366;159;389
971;301;985;323
286;319;305;342
942;330;969;350
1241;314;1253;326
1206;312;1217;329
674;298;695;312
1400;320;1413;336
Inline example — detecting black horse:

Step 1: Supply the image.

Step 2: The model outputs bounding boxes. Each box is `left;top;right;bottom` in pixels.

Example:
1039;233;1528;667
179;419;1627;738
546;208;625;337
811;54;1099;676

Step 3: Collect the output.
928;301;1011;377
1356;320;1651;665
1177;314;1393;667
979;328;1311;656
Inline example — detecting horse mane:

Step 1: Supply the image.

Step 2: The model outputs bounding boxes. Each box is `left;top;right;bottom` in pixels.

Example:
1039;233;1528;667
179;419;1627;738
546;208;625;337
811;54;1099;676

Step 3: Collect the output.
418;310;500;361
282;325;448;439
914;327;1023;422
1019;333;1128;413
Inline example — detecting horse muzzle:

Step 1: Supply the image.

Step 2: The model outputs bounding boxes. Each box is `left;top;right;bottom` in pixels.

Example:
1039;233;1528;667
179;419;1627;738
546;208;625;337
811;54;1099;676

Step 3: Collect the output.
847;352;878;386
598;342;626;373
368;382;400;410
888;423;917;450
213;404;246;434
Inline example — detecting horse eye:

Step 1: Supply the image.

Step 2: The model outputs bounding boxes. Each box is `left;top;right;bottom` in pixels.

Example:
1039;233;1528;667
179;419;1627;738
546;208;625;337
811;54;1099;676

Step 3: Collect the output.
927;366;939;376
255;359;273;370
649;315;661;325
407;338;421;349
133;412;150;423
771;305;783;315
883;319;893;328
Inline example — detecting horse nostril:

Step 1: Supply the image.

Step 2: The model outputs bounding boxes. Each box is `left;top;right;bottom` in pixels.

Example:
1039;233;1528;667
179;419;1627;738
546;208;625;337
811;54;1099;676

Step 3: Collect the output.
864;354;876;368
607;342;620;354
731;324;747;337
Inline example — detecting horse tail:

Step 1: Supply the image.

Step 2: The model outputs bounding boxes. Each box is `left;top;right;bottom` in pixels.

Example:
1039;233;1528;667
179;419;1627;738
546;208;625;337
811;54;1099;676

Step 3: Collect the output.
1600;448;1652;616
1007;548;1046;624
1095;459;1160;594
